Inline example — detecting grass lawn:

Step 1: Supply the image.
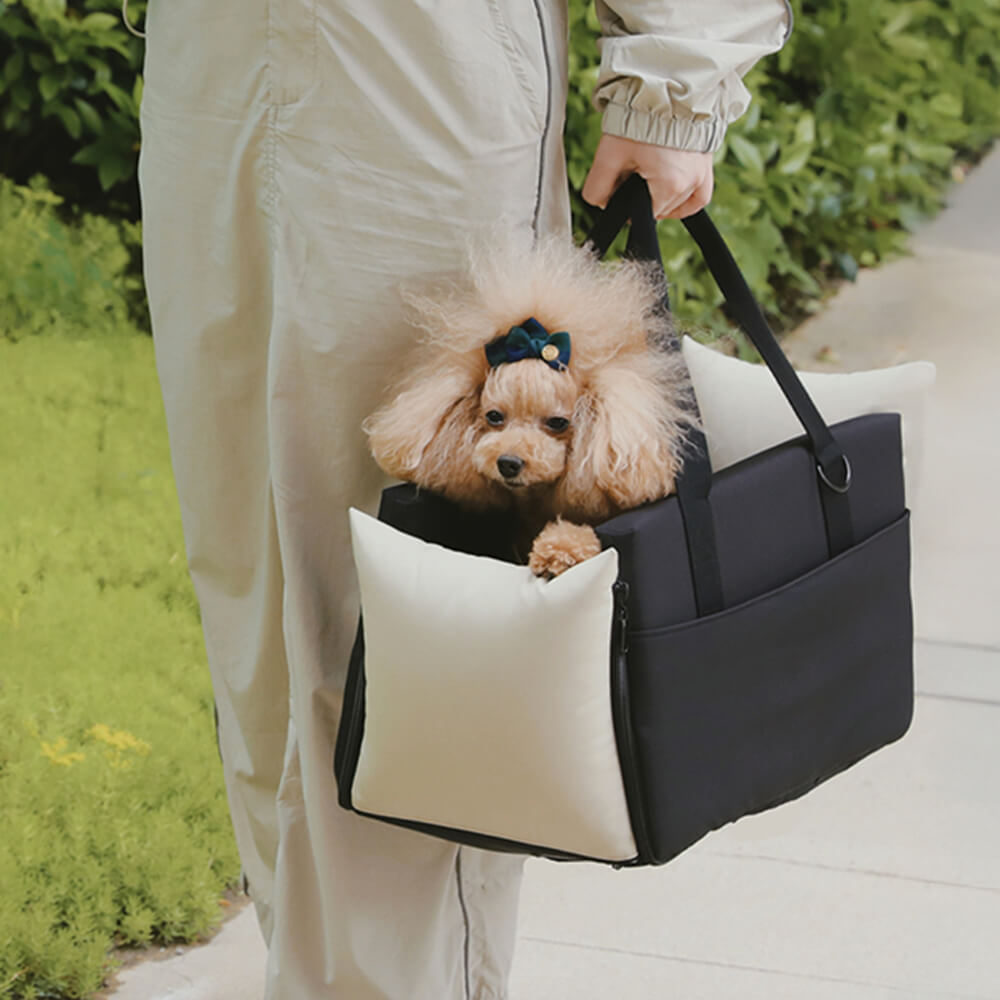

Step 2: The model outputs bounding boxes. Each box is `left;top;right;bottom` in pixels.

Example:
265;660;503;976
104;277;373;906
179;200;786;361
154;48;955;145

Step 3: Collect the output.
0;331;240;999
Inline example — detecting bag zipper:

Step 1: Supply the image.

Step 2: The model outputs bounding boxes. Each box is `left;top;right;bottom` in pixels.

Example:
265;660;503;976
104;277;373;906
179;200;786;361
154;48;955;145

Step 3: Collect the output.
611;580;655;866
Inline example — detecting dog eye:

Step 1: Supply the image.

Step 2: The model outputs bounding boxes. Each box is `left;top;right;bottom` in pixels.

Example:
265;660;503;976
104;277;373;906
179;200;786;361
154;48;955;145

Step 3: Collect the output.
485;410;505;427
545;417;570;433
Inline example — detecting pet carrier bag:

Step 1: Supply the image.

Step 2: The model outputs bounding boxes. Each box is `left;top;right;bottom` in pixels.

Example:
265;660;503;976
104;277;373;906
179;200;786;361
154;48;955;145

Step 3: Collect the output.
334;175;915;867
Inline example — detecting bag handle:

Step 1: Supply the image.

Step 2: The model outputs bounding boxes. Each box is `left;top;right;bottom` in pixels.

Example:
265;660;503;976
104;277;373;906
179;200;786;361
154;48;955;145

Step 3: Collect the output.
585;175;851;492
584;176;855;615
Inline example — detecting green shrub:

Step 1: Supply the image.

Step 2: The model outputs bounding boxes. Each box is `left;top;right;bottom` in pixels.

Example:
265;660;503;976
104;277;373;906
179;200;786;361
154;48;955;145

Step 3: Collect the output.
0;0;145;218
0;329;240;999
0;175;148;339
567;0;1000;334
1;169;232;1000
4;0;1000;323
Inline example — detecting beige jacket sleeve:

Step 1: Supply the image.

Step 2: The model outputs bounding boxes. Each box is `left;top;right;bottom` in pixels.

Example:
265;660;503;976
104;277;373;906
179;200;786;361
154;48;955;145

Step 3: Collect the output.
592;0;793;153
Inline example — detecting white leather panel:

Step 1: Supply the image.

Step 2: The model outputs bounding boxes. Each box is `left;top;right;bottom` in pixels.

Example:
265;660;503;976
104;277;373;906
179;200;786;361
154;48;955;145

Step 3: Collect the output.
349;509;637;863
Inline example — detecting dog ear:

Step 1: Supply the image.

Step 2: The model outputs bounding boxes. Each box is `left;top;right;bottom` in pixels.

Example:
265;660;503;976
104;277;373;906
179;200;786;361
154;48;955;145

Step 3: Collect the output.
364;353;483;483
558;355;688;518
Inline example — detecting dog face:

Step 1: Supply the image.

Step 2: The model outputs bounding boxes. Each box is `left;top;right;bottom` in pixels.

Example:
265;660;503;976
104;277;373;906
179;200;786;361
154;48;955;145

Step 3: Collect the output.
364;235;694;521
472;360;580;493
365;345;688;521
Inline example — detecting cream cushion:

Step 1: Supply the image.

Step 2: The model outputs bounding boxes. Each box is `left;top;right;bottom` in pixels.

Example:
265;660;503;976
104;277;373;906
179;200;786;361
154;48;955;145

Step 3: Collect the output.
348;508;638;863
682;336;936;503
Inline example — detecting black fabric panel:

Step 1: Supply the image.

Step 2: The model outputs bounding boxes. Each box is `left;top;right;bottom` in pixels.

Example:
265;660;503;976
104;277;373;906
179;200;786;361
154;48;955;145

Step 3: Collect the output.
596;413;905;632
597;495;699;629
375;486;520;563
628;512;914;864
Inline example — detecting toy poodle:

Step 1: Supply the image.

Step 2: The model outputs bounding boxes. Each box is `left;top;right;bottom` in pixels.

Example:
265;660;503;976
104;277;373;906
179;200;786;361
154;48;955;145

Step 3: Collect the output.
364;232;693;578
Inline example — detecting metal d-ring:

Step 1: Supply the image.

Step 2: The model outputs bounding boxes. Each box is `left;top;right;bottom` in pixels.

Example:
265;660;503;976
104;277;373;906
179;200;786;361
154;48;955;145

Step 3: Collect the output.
122;0;146;38
817;454;853;494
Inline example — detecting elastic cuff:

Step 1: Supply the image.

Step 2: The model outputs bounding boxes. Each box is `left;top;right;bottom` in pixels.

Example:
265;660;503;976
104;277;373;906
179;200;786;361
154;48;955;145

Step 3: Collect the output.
601;101;727;154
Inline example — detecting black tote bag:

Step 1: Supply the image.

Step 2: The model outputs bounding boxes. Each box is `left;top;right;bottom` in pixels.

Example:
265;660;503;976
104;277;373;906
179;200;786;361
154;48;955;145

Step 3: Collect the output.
334;176;914;867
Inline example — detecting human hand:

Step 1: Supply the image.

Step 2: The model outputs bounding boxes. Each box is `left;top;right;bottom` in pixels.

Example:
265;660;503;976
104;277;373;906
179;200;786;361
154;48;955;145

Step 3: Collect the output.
581;134;714;220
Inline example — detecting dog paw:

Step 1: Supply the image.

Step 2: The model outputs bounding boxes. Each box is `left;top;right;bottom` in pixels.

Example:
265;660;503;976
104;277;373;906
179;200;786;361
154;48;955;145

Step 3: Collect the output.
528;520;602;579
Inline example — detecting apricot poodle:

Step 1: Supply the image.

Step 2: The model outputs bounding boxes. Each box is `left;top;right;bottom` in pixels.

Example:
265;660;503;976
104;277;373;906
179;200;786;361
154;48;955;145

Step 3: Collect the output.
364;232;693;578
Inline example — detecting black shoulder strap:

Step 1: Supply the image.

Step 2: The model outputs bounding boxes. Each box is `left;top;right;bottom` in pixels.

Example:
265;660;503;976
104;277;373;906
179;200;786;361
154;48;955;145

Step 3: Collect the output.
584;175;854;615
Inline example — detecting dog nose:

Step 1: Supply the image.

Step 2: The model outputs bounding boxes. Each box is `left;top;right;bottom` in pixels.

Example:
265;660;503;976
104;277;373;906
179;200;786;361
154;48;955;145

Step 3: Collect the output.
497;455;524;480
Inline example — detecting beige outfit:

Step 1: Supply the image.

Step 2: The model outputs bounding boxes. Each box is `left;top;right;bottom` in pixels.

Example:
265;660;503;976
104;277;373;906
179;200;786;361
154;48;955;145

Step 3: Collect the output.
137;1;789;996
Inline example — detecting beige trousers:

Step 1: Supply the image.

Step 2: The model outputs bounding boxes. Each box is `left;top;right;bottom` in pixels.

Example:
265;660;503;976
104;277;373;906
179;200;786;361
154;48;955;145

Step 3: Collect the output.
138;1;570;997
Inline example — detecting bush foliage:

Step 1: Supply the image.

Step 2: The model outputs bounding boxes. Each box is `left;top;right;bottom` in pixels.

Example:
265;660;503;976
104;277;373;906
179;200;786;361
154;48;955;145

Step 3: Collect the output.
0;177;235;999
0;304;239;998
567;0;1000;331
2;0;999;328
0;0;145;217
0;175;147;338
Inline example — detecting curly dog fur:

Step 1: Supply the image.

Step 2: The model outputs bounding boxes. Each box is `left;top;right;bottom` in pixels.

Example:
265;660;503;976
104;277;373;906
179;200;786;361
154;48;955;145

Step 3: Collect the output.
365;230;693;577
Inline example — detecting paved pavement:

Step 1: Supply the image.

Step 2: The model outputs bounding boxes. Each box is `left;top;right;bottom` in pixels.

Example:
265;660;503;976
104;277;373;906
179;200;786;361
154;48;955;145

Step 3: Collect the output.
107;148;1000;1000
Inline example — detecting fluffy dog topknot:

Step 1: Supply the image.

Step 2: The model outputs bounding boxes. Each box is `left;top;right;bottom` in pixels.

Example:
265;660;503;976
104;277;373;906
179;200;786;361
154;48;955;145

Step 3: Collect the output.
364;230;694;571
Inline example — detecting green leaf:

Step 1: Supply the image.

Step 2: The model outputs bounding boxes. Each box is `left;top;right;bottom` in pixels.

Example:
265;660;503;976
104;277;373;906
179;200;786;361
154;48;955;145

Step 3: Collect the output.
73;97;103;134
777;143;813;175
11;81;33;111
71;142;102;166
906;140;955;167
98;157;117;190
863;142;892;163
39;73;62;102
727;135;765;178
54;104;82;139
98;155;128;190
928;92;963;118
881;7;915;38
79;12;118;31
101;82;132;113
793;112;816;147
2;104;21;131
35;0;68;17
883;34;932;59
4;48;24;84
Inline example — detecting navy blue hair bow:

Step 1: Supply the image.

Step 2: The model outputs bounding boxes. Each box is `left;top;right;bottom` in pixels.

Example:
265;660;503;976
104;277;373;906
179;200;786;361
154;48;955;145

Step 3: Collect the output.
485;317;571;372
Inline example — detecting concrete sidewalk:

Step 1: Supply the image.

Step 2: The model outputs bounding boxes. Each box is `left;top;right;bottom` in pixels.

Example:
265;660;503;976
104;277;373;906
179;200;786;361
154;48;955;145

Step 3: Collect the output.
108;148;1000;1000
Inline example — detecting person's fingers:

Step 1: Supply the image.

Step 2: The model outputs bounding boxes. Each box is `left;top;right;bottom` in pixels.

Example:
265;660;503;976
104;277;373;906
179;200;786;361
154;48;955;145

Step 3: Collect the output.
582;137;716;217
651;174;698;220
581;148;630;208
661;188;701;220
663;170;714;220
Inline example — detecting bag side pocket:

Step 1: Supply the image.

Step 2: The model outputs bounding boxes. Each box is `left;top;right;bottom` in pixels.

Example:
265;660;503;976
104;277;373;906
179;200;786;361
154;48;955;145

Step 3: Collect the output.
627;513;914;865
